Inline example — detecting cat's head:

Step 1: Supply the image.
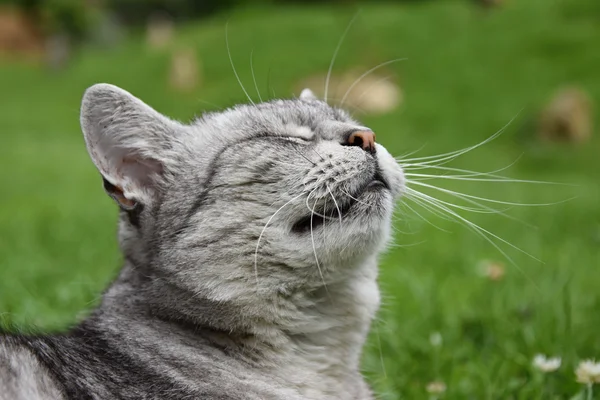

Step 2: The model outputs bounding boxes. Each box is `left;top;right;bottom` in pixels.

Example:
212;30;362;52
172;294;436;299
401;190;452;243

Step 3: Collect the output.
81;84;404;311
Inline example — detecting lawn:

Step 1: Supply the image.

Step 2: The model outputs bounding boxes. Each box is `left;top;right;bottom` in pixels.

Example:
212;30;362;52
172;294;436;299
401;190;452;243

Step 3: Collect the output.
1;0;599;398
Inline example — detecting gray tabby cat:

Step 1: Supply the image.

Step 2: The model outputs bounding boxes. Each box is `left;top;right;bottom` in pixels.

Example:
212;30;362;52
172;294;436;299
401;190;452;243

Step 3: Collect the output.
0;83;405;399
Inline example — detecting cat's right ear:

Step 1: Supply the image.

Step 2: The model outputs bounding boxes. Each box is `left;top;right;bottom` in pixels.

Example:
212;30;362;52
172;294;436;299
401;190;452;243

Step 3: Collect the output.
80;84;180;209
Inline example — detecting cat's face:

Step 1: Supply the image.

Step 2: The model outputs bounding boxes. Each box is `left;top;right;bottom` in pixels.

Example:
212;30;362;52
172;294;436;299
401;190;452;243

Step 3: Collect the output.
81;85;404;299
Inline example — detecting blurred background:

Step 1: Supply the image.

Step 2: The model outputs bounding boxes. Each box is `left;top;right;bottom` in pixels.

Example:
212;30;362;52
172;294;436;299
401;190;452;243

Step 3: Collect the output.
0;0;599;398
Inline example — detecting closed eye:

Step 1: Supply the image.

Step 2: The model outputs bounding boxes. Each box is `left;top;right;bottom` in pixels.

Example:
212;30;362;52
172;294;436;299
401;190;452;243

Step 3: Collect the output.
282;136;311;144
251;132;311;143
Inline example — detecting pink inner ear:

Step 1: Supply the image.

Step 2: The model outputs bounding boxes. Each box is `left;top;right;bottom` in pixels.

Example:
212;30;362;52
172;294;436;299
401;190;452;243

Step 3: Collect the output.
121;156;163;187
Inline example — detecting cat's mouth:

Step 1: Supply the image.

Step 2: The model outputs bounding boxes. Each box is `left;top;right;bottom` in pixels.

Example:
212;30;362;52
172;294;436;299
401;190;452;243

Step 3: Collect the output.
291;170;389;234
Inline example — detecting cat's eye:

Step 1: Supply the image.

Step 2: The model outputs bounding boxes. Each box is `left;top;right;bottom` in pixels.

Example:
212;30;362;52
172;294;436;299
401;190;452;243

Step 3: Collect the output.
285;136;311;143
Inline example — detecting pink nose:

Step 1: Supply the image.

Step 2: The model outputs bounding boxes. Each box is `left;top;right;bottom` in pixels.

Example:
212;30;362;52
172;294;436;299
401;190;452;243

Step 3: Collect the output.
347;130;376;154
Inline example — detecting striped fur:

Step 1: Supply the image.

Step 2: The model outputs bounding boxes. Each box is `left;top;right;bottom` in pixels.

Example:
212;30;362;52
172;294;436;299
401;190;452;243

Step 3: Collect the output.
0;84;405;399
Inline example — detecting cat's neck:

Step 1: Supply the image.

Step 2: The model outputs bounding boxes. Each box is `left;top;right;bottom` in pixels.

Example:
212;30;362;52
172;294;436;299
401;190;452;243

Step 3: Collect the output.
87;257;379;395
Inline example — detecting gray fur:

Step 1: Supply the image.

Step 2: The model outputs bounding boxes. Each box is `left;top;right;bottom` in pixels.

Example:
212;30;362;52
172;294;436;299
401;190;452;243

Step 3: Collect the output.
0;339;64;400
0;84;405;399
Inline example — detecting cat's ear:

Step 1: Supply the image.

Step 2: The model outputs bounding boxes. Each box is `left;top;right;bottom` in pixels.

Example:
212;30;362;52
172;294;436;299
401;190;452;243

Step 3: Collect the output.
80;84;179;209
300;88;318;101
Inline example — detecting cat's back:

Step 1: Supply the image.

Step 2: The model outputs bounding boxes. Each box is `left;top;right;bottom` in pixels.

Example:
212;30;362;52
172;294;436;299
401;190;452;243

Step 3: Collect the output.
0;336;65;400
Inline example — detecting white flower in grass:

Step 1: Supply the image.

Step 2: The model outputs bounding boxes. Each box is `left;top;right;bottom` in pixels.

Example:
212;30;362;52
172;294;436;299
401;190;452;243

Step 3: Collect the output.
532;354;561;372
575;360;600;384
426;381;447;395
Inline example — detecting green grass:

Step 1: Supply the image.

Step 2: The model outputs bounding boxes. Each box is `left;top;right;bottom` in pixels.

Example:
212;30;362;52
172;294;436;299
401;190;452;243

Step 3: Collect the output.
1;0;599;398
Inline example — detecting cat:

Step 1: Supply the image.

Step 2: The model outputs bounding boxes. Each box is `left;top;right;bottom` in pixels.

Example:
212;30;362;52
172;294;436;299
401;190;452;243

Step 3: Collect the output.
0;83;405;399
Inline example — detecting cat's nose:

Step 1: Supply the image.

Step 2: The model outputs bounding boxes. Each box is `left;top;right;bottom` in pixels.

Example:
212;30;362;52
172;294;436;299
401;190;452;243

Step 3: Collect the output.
346;130;376;154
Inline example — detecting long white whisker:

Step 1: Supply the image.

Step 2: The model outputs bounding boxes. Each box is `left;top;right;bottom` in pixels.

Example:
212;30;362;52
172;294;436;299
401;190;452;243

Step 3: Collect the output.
406;191;463;221
407;188;543;263
405;173;566;185
405;187;508;214
406;186;538;230
324;13;360;103
402;156;524;179
265;66;274;100
297;150;318;167
395;143;430;162
225;23;255;105
339;58;408;107
304;188;338;221
402;165;572;187
310;197;329;296
254;192;304;285
406;186;537;231
406;190;543;291
403;154;540;184
397;113;521;166
407;180;570;207
402;196;452;232
339;188;373;207
406;179;537;229
374;322;387;379
398;147;477;164
250;49;263;103
355;74;395;104
327;184;343;226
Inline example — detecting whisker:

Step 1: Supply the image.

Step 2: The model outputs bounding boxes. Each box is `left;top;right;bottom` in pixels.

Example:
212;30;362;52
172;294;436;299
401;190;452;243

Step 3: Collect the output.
339;58;408;107
407;180;571;207
254;192;305;285
374;321;387;379
355;74;395;103
404;191;459;221
266;66;274;100
405;174;568;186
406;188;509;214
194;98;221;109
402;163;573;187
394;143;430;162
250;49;263;103
402;154;524;175
325;96;367;114
339;188;373;207
327;184;343;226
407;188;543;264
405;186;535;229
407;187;533;230
310;196;330;296
310;147;326;161
325;12;360;103
406;189;543;292
402;196;452;232
386;240;428;249
305;190;338;221
396;112;521;166
402;156;525;180
225;23;255;105
297;149;318;167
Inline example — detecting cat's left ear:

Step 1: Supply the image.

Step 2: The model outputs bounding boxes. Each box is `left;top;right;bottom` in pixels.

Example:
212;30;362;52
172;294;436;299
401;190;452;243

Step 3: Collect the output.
80;84;180;209
300;88;318;101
